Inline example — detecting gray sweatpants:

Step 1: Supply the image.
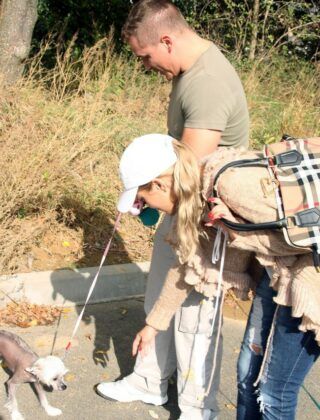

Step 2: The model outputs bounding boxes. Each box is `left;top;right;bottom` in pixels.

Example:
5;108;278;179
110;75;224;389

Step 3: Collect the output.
126;216;222;418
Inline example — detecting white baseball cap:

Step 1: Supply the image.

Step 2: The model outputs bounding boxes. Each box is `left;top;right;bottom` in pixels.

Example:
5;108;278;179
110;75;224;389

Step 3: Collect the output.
117;134;177;213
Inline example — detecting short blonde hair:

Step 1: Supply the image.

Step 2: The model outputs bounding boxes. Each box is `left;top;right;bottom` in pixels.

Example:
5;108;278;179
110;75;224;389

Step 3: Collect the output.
122;0;189;46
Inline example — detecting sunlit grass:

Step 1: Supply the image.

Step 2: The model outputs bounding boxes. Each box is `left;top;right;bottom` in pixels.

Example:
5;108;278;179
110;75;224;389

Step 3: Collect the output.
0;39;319;273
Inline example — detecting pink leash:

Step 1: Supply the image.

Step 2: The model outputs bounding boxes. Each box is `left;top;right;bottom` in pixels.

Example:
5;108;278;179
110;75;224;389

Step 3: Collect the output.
63;212;122;359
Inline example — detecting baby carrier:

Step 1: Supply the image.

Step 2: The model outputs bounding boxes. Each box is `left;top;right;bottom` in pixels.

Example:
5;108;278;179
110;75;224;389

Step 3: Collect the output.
213;135;320;270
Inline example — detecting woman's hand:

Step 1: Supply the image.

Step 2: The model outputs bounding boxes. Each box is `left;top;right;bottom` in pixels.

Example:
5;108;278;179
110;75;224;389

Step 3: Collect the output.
206;197;238;239
206;197;234;226
132;325;159;358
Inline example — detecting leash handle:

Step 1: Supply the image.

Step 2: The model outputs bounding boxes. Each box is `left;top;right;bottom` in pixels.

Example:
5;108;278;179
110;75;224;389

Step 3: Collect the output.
63;212;122;359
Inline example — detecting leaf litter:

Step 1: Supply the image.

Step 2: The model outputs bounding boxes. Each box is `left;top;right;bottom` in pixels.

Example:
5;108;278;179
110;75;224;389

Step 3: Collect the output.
0;301;62;328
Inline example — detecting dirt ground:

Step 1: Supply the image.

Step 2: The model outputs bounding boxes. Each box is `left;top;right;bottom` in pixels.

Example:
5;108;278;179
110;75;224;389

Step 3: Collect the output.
11;211;155;274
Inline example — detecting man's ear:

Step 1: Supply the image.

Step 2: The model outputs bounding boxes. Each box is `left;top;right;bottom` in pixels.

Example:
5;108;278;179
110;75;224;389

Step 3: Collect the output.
160;35;172;52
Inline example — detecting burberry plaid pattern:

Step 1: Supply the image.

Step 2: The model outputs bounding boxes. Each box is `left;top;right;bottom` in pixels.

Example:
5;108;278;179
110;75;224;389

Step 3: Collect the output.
265;137;320;252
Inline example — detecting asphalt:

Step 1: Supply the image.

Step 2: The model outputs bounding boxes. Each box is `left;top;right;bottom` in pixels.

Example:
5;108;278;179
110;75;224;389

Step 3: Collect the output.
0;299;319;420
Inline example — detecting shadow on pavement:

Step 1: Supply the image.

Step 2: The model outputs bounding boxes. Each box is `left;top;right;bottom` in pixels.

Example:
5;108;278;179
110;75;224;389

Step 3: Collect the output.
49;199;179;419
50;197;140;374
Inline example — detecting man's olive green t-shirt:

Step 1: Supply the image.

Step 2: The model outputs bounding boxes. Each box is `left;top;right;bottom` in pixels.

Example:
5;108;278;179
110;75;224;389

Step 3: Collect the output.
167;43;249;148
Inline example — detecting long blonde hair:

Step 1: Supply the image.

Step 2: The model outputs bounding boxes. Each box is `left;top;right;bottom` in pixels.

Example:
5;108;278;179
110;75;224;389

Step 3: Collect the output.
141;140;204;264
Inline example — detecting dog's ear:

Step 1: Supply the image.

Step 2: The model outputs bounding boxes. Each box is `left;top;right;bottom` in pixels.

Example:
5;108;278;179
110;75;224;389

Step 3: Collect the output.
25;358;45;377
25;366;36;376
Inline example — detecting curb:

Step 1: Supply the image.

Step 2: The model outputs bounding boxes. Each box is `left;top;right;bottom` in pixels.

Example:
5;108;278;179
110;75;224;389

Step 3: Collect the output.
0;262;150;307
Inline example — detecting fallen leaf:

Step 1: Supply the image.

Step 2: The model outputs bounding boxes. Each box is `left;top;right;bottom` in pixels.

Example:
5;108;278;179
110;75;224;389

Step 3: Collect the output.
182;369;194;381
61;308;73;313
1;361;8;368
95;350;108;355
225;403;236;410
148;410;159;419
19;321;30;328
35;339;47;347
65;373;76;382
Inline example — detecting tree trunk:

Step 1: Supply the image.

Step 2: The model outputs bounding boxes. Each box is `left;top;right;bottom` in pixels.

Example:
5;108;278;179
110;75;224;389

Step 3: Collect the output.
249;0;260;60
0;0;38;85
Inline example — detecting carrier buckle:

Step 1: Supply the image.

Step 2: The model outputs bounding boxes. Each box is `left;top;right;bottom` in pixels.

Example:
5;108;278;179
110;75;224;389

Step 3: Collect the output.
275;150;303;167
294;208;320;227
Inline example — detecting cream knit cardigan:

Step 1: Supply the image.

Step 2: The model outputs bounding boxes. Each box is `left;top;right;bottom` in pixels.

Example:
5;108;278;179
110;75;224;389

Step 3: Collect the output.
146;148;320;345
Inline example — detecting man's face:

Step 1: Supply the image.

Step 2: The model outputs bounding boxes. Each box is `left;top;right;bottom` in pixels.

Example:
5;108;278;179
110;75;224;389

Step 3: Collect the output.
128;36;175;80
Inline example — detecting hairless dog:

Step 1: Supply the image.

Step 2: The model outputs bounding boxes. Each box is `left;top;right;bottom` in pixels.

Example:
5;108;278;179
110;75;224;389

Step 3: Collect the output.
0;330;68;420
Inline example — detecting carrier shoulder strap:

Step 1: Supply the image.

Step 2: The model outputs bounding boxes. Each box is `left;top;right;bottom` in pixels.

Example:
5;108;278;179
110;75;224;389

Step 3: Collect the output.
212;156;288;231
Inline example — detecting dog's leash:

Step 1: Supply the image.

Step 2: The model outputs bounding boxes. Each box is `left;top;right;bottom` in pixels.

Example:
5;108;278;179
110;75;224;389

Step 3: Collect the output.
63;212;122;360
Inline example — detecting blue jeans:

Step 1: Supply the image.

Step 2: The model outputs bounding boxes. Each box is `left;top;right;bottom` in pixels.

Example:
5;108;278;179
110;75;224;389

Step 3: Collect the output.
237;271;320;420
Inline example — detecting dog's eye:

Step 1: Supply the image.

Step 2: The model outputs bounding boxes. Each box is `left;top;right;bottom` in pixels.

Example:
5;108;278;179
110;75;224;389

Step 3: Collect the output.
53;377;58;381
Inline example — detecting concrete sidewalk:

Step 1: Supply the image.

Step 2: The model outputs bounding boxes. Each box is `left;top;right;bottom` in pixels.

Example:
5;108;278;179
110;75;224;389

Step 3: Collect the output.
0;299;319;420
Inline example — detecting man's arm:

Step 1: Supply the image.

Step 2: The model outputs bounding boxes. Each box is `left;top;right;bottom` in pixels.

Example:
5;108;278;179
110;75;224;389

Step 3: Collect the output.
181;127;221;159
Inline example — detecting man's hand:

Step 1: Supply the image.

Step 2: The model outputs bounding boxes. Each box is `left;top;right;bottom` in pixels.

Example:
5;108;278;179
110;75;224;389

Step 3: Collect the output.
132;325;159;358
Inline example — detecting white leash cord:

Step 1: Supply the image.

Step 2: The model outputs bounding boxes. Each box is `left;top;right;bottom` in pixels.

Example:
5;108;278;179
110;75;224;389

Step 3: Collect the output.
210;227;227;337
212;226;223;264
205;226;228;397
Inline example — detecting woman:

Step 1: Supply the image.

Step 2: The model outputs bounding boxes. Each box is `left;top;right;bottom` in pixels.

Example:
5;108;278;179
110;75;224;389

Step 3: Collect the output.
116;133;320;419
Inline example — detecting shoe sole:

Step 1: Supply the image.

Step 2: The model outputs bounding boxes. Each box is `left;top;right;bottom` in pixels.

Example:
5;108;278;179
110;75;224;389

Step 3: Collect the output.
95;385;168;406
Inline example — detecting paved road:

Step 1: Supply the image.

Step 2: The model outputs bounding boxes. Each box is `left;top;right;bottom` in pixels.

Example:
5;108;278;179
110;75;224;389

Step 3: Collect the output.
0;299;319;419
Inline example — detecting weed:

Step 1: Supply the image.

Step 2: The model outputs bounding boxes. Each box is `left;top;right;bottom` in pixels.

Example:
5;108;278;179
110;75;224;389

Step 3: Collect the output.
0;40;318;273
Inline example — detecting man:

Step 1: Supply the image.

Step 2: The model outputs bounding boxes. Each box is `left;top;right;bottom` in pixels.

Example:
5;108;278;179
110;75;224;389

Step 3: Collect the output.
97;1;249;419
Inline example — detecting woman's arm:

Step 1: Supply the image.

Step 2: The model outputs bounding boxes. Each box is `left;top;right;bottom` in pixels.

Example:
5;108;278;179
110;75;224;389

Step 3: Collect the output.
146;265;193;330
132;265;193;357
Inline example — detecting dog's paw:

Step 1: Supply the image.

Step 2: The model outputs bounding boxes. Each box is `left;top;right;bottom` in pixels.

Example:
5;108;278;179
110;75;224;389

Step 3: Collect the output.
10;411;25;420
45;406;62;416
5;404;24;420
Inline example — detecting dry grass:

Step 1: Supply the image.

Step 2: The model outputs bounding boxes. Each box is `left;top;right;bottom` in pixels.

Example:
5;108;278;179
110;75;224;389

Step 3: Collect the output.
0;39;167;273
0;39;319;274
243;58;320;148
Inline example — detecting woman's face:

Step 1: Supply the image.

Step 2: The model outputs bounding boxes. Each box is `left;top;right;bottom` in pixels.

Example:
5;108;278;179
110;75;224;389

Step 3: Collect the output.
137;176;176;214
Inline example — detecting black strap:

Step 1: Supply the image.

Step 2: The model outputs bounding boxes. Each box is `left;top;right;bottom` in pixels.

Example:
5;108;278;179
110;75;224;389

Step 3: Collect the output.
212;156;279;231
220;217;287;232
213;157;269;196
211;148;306;232
312;246;320;273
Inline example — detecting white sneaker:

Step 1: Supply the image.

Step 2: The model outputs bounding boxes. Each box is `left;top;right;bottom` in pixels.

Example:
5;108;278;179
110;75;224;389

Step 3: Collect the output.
96;378;168;405
178;408;218;420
